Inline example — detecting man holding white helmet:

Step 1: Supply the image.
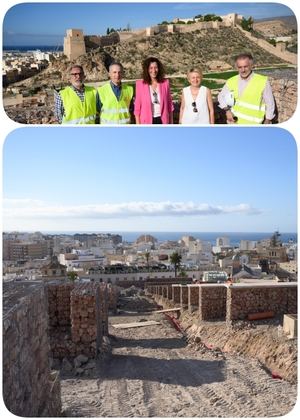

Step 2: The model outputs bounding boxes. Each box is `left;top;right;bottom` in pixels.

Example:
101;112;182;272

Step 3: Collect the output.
218;53;275;124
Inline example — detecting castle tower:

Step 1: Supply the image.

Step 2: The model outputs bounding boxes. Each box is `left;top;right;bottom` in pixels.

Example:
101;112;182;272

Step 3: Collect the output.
224;13;238;27
64;29;86;61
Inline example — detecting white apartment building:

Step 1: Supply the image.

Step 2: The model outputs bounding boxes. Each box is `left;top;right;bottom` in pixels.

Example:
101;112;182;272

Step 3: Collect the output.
59;251;104;271
216;236;230;247
240;240;256;251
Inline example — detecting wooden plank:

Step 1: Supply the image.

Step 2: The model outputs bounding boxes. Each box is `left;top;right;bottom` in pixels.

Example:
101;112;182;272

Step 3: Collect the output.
154;308;181;313
112;320;160;329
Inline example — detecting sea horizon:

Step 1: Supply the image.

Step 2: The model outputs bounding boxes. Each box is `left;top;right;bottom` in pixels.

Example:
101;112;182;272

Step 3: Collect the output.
3;45;63;52
5;231;297;246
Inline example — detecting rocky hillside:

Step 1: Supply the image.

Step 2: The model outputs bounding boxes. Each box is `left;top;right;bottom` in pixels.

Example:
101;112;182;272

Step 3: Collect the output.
253;15;297;37
24;26;287;88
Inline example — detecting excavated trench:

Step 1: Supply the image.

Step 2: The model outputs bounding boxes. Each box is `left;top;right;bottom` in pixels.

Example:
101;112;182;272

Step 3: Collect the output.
60;291;297;417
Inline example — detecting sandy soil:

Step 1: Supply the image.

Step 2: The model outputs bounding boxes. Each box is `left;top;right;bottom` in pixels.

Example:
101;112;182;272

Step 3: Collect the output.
61;295;297;417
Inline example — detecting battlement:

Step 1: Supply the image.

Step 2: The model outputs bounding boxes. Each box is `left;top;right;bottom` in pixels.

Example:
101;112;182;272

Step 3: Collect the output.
63;13;242;60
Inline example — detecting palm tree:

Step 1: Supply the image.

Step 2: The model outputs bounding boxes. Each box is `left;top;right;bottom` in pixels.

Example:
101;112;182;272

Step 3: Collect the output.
144;251;150;270
170;252;182;278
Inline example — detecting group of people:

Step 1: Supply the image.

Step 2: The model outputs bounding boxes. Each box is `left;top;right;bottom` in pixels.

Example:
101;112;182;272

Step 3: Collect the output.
54;53;275;125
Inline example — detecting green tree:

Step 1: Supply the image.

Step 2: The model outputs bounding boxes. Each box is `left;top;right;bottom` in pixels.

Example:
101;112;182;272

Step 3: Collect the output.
241;17;254;32
179;269;188;278
170;252;182;278
67;271;78;281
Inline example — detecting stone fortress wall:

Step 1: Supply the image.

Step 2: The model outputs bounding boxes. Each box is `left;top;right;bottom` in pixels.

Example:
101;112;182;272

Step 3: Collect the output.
64;13;240;59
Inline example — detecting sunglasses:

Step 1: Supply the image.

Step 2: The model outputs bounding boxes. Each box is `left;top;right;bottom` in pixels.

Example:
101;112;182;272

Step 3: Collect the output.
153;91;159;104
192;101;198;113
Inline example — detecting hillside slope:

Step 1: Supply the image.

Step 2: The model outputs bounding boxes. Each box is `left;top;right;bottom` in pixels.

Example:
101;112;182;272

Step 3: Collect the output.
34;26;288;86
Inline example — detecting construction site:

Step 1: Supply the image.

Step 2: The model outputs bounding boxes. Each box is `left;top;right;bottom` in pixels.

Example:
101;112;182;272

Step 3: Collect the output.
3;278;297;417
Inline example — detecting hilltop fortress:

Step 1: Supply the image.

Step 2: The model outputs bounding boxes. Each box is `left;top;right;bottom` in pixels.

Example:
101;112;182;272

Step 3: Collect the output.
64;13;242;60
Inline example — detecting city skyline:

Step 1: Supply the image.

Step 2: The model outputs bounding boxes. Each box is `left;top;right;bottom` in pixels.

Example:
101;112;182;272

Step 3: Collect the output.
3;1;296;46
3;127;297;233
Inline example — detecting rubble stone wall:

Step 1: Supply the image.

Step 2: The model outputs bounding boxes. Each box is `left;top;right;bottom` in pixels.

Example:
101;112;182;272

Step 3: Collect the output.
47;282;109;359
47;282;75;327
107;284;120;311
167;285;173;300
172;285;181;303
3;282;61;417
99;284;109;336
226;284;298;321
188;285;200;313
180;285;189;306
71;283;98;352
199;285;227;321
270;78;297;123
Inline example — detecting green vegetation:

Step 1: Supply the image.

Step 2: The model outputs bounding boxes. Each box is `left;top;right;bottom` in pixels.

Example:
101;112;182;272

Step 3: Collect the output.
240;16;254;32
170;252;182;278
203;71;238;79
106;24;131;34
201;79;224;89
195;13;222;22
67;272;78;281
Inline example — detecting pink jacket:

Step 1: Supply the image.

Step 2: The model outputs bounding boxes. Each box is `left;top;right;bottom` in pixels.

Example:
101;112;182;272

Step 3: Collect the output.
134;79;174;124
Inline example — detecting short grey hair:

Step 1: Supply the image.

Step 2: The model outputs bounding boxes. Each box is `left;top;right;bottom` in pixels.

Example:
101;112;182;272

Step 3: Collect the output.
234;53;254;63
108;62;124;72
69;64;84;74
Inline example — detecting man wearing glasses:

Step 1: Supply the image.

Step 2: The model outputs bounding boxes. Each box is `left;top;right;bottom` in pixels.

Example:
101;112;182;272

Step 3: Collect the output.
97;62;133;125
54;65;98;124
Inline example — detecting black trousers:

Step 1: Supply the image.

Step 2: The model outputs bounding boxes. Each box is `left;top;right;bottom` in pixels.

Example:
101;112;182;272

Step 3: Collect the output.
152;116;162;124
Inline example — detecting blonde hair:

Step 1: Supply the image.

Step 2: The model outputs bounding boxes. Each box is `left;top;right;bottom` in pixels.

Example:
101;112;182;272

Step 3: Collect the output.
187;67;203;80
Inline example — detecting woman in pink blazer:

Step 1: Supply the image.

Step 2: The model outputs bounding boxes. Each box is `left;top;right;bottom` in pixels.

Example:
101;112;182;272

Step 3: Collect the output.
134;57;174;124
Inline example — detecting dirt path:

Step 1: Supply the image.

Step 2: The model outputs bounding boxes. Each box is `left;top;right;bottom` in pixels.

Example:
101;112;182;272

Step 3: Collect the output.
61;297;297;417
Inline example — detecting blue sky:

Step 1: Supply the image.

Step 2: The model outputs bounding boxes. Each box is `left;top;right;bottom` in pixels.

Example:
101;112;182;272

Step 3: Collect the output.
3;127;297;233
3;1;296;46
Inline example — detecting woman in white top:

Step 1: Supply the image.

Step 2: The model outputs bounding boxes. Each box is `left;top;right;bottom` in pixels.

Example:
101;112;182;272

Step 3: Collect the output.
179;68;214;124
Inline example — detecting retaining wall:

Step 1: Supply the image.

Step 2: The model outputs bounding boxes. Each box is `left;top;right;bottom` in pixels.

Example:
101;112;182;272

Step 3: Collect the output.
226;284;297;321
47;281;109;358
3;282;61;417
199;284;227;321
147;281;297;323
180;285;189;307
188;285;200;313
172;285;181;303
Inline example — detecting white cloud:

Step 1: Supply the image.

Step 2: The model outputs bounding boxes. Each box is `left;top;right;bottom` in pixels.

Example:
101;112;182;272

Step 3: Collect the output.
3;198;263;220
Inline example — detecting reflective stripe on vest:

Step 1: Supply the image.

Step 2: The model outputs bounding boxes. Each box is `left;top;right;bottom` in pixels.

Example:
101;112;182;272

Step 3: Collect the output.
98;83;133;125
60;86;97;125
226;74;267;125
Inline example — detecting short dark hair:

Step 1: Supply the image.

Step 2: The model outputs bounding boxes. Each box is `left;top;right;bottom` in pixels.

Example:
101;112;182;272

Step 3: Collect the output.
142;57;165;84
234;53;254;62
69;64;84;74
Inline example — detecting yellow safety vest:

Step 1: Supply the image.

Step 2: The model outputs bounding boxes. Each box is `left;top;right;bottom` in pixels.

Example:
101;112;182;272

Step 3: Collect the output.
226;74;268;124
60;86;97;124
98;83;133;125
